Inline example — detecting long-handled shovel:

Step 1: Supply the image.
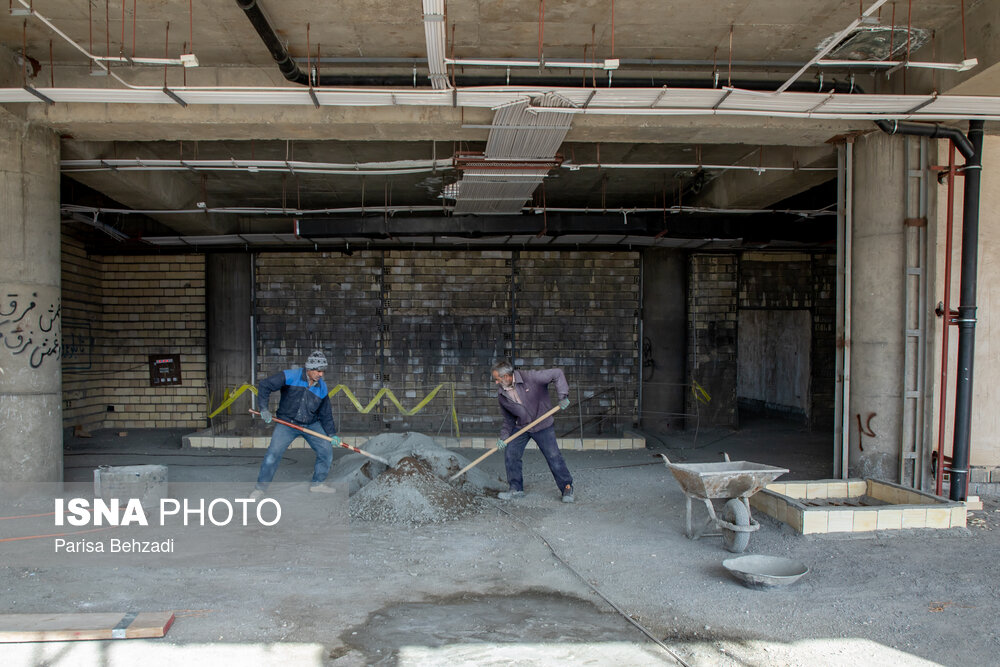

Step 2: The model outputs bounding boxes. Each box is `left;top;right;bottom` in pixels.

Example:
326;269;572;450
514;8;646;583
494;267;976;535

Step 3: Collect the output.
249;409;392;467
448;403;565;482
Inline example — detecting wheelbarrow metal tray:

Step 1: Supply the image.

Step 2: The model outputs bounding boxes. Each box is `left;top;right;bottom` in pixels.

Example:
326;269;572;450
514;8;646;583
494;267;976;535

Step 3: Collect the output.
666;461;789;500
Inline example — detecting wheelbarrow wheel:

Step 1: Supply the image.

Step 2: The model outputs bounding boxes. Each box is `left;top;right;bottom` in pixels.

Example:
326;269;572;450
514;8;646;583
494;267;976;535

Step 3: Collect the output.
722;499;751;553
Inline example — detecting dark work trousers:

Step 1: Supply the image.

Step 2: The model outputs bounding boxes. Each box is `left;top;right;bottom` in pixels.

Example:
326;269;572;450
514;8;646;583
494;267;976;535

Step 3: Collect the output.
503;425;573;492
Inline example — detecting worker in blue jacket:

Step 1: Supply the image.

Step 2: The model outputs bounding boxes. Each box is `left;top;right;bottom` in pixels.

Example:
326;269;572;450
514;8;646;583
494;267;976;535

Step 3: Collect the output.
491;359;574;503
251;350;340;497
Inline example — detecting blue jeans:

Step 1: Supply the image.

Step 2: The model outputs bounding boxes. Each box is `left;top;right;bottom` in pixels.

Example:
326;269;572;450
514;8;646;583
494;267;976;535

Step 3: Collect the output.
504;425;573;492
256;421;333;489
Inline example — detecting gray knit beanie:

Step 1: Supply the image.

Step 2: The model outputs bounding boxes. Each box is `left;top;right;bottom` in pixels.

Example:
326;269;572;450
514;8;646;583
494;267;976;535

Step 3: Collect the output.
305;350;328;370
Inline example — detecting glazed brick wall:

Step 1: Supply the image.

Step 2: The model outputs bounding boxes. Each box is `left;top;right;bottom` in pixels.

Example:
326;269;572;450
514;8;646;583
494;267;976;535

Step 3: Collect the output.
61;231;104;430
687;254;738;427
810;253;837;426
515;251;640;436
737;251;837;427
255;250;639;435
60;236;208;431
255;252;382;432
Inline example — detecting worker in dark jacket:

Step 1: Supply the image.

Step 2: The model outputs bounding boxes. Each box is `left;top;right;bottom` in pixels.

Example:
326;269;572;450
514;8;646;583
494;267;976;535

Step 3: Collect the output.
491;359;574;503
251;350;340;497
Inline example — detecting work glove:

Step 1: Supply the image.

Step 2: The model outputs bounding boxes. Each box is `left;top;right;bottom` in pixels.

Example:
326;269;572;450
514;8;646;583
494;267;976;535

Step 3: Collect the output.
330;435;342;446
495;438;507;450
260;408;272;424
558;397;570;410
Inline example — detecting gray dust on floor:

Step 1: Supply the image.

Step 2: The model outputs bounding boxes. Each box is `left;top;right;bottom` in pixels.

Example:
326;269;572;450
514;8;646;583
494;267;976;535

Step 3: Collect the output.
333;589;663;666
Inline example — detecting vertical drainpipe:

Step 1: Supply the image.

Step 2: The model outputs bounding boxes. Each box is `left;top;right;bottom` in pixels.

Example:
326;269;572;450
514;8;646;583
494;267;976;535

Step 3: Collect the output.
875;119;981;500
949;120;984;501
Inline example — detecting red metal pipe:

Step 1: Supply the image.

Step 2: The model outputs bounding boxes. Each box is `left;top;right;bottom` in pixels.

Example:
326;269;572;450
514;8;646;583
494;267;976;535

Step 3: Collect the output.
935;143;956;496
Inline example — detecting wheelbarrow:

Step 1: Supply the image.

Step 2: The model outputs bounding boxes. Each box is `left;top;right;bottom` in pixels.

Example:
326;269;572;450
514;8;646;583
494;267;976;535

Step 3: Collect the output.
658;453;788;552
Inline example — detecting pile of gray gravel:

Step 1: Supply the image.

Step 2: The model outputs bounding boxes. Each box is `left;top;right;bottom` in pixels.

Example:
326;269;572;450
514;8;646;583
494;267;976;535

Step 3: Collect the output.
326;431;506;525
349;456;487;524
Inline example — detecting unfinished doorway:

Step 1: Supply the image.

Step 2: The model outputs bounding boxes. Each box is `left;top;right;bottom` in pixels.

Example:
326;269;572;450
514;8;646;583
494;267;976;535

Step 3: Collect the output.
737;310;811;423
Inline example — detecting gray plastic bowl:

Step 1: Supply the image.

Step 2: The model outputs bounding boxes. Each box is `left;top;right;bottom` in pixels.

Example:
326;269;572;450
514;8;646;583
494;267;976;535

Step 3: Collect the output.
723;555;809;590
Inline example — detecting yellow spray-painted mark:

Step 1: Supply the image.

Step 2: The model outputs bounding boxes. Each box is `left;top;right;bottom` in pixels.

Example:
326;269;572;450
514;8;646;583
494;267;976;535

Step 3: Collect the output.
329;384;441;415
207;384;258;418
691;379;711;405
207;382;460;436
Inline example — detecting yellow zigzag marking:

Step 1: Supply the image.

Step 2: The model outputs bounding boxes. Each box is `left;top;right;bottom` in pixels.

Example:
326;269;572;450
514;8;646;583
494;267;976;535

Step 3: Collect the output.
208;382;458;434
691;379;712;405
207;384;258;418
327;384;444;415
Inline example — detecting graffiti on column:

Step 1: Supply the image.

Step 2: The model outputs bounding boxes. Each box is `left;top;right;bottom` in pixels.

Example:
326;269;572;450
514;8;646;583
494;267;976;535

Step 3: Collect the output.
0;292;61;368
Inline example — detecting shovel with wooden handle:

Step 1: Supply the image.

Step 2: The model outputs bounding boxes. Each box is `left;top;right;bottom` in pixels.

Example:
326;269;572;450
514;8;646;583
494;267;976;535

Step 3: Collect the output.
249;409;392;467
448;403;564;482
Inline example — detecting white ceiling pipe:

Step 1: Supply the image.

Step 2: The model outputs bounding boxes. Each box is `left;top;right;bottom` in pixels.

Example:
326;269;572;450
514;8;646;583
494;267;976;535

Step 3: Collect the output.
564;163;836;172
60;157;454;175
423;0;450;89
61;203;833;217
91;56;199;68
523;105;1000;121
59;160;836;176
5;80;1000;121
15;0;980;104
817;58;978;72
531;206;834;216
445;58;619;70
62;204;449;216
4;86;1000;121
14;0;197;89
61;166;445;176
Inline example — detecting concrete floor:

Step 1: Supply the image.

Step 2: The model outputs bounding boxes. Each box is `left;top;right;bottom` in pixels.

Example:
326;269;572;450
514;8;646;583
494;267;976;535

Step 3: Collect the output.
2;419;998;666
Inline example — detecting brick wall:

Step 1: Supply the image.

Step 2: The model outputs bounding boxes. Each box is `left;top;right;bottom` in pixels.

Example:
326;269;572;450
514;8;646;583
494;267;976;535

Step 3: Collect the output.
810;253;837;426
687;254;738;427
100;256;207;428
970;466;1000;497
516;251;639;436
255;250;639;435
61;231;104;430
737;251;837;427
61;235;208;431
739;252;815;308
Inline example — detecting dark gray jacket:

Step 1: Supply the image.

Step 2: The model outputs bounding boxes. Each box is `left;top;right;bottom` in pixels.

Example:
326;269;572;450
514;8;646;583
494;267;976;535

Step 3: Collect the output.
497;368;569;439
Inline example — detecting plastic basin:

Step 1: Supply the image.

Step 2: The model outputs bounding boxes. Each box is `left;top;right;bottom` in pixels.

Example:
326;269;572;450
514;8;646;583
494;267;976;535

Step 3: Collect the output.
722;555;809;590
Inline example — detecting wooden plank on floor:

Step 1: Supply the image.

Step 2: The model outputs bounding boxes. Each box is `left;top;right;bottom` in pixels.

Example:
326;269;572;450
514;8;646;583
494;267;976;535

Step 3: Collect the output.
0;611;174;642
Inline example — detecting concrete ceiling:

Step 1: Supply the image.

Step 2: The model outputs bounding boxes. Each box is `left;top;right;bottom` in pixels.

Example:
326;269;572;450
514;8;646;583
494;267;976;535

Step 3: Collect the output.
2;0;999;250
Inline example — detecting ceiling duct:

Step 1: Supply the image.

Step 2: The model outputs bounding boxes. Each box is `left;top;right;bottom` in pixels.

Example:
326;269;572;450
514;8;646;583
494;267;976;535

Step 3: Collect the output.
451;94;575;215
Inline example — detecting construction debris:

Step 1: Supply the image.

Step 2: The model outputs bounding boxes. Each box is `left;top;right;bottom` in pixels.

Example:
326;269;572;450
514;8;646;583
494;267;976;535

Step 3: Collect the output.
350;456;485;524
326;432;506;525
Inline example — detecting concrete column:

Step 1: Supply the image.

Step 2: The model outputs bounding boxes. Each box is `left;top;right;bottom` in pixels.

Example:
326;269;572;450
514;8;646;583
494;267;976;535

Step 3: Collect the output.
640;249;687;430
848;133;906;480
206;253;253;430
0;113;62;482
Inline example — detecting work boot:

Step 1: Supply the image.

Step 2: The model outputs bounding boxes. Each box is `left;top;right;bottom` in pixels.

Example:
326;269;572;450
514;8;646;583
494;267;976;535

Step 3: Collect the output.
498;489;525;500
309;484;336;493
561;484;575;503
